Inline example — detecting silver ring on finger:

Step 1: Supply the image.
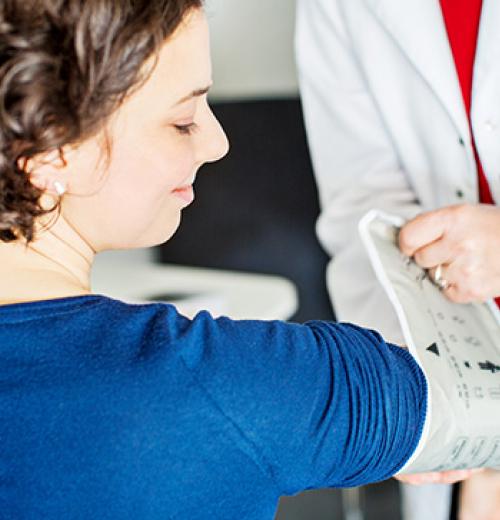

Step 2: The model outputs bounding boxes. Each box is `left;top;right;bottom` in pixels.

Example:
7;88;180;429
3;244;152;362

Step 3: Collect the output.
433;264;451;291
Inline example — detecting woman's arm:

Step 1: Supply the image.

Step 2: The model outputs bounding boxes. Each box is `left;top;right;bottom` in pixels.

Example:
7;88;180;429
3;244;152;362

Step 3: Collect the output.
178;312;427;492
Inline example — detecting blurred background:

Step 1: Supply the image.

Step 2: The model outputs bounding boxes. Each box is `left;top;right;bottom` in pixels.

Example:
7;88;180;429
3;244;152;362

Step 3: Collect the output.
93;0;403;518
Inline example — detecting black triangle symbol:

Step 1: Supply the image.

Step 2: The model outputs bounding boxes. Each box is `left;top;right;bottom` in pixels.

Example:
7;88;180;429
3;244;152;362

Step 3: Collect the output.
427;343;440;356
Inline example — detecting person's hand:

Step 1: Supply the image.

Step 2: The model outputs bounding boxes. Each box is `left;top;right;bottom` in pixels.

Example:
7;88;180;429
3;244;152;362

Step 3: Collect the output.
399;204;500;303
458;469;500;520
395;469;483;486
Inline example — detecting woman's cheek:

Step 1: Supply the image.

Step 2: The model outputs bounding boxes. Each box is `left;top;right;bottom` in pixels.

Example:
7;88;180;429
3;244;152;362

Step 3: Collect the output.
165;149;198;189
149;137;196;187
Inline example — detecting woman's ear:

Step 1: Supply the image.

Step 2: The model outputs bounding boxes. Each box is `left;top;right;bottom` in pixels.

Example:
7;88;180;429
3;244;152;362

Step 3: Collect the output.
20;148;69;195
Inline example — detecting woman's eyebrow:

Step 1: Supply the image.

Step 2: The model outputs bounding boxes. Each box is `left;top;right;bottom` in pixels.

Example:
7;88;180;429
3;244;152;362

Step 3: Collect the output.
174;85;212;105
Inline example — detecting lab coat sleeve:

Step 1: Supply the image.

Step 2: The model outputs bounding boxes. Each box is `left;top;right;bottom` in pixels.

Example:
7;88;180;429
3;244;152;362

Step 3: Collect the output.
296;0;422;344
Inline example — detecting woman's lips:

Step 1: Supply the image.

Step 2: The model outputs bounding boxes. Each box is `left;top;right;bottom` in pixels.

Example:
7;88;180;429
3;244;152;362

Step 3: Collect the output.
172;185;195;205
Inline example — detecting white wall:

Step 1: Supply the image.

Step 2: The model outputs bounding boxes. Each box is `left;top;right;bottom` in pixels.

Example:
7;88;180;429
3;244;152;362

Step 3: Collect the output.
206;0;298;100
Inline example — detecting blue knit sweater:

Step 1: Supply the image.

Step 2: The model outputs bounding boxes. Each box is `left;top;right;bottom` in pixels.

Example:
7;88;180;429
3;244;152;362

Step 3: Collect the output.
0;295;426;519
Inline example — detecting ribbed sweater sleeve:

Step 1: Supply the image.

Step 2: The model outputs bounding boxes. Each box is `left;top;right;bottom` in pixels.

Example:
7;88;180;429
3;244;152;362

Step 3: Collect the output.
177;313;427;493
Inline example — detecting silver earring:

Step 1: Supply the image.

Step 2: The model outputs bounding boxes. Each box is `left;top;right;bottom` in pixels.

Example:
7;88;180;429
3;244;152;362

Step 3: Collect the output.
53;181;66;196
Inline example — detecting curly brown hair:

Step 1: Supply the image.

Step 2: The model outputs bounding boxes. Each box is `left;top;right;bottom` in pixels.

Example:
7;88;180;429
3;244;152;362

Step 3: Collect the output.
0;0;202;243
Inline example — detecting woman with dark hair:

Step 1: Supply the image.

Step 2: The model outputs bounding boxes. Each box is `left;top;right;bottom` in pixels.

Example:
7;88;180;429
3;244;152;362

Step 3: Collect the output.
0;2;470;518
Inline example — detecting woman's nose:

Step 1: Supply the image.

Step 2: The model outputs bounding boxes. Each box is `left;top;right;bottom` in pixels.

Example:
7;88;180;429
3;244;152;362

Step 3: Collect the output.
199;108;230;165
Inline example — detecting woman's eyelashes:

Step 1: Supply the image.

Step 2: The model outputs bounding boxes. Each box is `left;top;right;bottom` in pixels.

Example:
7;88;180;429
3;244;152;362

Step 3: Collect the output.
174;122;198;136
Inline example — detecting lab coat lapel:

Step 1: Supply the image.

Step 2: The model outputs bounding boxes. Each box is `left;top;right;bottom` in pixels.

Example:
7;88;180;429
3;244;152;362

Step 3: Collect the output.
363;0;469;139
472;0;500;102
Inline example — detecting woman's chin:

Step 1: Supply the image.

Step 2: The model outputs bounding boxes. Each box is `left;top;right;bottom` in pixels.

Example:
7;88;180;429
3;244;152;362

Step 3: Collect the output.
98;214;182;251
139;220;181;249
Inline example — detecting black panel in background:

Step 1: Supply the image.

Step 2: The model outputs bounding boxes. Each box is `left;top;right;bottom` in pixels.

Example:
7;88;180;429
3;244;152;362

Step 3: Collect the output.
157;98;334;323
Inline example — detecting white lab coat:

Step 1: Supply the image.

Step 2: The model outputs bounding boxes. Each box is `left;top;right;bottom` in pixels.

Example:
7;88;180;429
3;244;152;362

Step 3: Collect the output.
296;0;500;345
296;0;500;519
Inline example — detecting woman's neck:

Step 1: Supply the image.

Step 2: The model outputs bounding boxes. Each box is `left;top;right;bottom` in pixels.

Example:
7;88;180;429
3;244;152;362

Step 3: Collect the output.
0;214;95;305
